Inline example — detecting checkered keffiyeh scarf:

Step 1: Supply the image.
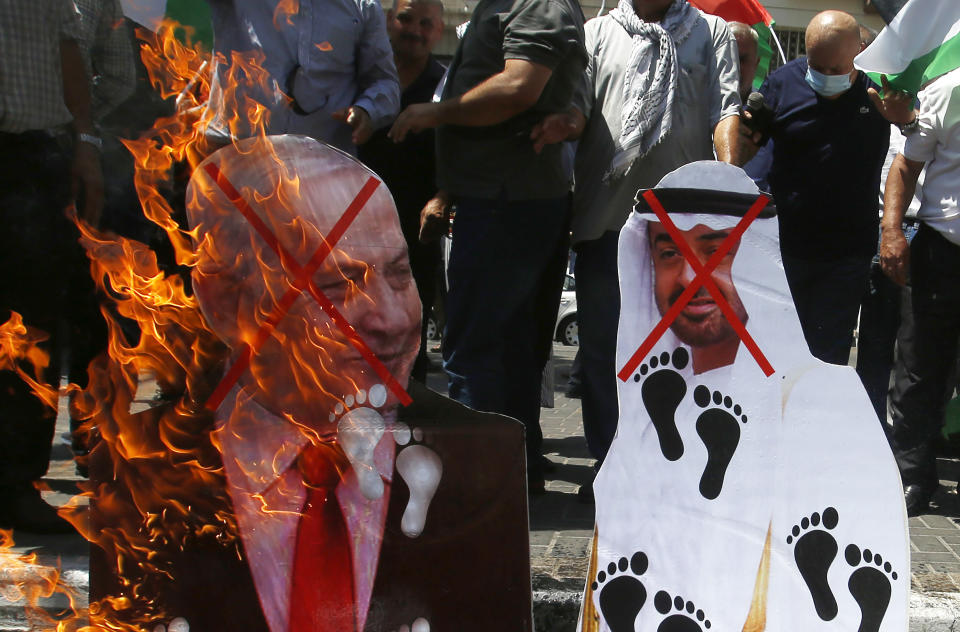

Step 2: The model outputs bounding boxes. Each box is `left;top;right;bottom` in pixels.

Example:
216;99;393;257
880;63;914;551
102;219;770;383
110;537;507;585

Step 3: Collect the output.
606;0;699;180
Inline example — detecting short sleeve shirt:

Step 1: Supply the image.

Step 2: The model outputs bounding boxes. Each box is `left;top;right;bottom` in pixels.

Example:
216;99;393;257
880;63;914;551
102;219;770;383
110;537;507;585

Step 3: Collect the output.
435;0;587;200
902;67;960;245
761;57;890;260
570;11;740;244
0;0;82;132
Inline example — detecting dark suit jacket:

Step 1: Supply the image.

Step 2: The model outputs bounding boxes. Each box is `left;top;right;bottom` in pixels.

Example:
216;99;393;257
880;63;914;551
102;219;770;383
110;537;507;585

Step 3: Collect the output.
90;382;533;632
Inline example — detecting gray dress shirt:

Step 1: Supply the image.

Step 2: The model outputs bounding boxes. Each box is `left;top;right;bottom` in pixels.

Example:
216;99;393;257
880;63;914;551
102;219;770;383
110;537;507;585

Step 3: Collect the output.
571;10;740;244
206;0;400;154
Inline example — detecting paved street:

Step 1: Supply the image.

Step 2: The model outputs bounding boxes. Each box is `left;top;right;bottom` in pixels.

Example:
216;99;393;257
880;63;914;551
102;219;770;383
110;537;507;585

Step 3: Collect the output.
5;342;960;630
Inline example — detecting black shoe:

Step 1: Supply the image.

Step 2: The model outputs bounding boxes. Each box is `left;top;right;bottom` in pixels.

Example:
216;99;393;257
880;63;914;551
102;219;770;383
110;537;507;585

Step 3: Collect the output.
564;383;583;399
0;486;75;534
904;484;932;517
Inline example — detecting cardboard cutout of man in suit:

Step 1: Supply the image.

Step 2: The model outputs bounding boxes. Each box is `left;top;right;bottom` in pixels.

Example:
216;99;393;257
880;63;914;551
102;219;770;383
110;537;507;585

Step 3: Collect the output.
89;135;532;632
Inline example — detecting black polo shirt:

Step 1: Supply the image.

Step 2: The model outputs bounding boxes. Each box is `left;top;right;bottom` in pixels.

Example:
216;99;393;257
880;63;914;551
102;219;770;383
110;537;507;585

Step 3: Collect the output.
435;0;586;200
761;57;890;260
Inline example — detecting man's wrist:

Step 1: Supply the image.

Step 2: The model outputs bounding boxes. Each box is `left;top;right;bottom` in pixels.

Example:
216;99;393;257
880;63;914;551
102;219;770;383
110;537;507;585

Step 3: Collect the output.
898;114;920;135
881;220;905;235
77;132;103;151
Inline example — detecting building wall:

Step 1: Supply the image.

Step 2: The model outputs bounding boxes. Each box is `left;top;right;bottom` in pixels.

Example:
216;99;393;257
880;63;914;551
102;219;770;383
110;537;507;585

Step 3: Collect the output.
764;0;884;30
424;0;887;57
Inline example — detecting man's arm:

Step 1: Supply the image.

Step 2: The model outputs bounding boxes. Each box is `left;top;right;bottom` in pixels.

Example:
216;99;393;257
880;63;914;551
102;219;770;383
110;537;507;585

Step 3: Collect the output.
334;0;401;145
708;19;742;165
529;31;593;154
389;59;553;142
714;114;740;164
61;38;104;226
879;153;924;286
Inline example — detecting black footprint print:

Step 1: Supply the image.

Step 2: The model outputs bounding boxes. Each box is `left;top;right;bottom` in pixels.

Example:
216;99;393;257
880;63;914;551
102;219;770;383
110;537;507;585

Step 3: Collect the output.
845;544;897;632
787;507;840;621
592;551;649;632
653;590;711;631
692;385;747;500
634;348;690;461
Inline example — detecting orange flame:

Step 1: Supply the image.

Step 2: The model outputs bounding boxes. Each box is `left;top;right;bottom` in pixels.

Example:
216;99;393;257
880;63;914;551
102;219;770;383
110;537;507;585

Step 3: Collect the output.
273;0;300;28
0;312;57;411
6;13;414;630
69;16;377;629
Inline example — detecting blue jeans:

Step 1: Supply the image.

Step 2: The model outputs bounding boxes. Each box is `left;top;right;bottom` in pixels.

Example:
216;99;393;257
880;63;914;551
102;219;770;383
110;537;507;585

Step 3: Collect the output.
572;231;621;463
781;253;872;366
442;195;570;472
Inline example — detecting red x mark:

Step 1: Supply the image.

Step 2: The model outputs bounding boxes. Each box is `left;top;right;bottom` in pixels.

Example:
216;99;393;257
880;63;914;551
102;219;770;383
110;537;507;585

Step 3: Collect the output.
202;163;412;411
617;190;774;381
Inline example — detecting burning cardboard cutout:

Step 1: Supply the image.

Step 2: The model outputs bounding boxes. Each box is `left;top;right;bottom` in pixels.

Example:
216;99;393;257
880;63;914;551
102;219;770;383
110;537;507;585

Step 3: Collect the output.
579;162;909;632
86;136;532;632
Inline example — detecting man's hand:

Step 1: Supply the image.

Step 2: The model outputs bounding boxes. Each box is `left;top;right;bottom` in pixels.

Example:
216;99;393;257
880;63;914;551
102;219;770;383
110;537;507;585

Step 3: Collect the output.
72;141;104;227
332;106;374;145
389;103;442;143
868;75;916;125
530;109;585;154
419;192;451;243
880;225;910;286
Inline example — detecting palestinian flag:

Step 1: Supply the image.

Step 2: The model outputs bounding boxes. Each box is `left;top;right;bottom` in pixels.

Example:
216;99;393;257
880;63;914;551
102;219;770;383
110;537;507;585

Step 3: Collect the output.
855;0;960;96
689;0;778;89
119;0;213;49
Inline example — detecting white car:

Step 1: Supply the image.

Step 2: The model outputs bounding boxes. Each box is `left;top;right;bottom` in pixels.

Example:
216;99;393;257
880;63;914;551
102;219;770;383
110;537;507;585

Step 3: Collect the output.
555;274;578;346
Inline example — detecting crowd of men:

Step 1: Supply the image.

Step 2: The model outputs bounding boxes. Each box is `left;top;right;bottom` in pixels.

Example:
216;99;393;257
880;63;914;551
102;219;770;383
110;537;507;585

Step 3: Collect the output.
1;0;957;535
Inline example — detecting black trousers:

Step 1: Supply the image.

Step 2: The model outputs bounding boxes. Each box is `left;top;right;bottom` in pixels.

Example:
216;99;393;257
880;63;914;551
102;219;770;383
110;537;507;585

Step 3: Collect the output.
0;131;77;489
889;224;960;490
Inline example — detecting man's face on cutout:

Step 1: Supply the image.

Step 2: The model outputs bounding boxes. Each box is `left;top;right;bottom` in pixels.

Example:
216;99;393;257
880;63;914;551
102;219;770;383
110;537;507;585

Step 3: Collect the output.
648;222;748;349
193;152;421;433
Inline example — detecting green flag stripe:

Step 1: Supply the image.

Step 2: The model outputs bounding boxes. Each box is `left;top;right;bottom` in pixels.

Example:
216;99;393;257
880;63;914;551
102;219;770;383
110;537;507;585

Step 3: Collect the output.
753;21;774;90
868;30;960;96
165;0;214;50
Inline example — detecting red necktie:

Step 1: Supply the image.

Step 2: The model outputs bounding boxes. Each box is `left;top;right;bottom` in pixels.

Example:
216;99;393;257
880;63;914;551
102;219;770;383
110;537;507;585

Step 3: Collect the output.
289;444;356;632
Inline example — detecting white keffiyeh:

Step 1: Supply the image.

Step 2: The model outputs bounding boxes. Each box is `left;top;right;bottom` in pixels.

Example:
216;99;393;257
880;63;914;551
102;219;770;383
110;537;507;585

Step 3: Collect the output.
606;0;699;180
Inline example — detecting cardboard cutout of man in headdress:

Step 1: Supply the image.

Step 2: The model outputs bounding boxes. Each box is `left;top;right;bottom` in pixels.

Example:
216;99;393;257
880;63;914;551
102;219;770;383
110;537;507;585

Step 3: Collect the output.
89;135;532;632
579;161;908;632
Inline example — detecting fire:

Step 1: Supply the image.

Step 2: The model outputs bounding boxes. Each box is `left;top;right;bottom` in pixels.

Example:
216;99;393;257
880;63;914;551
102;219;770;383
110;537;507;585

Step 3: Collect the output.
4;10;399;628
274;0;300;28
0;312;58;411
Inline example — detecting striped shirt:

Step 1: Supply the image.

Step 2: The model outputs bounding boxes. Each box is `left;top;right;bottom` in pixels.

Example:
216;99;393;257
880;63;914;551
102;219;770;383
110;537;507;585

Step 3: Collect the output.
0;0;82;133
74;0;136;121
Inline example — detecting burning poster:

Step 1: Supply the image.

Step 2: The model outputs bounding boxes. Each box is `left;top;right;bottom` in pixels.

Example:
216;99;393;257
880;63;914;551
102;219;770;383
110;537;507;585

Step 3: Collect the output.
0;20;541;632
85;134;532;632
579;161;909;632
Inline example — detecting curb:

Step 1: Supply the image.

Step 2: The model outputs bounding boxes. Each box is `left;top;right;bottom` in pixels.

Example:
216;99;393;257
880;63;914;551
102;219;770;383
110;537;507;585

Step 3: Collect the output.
533;590;582;631
529;590;960;632
910;592;960;631
4;573;960;631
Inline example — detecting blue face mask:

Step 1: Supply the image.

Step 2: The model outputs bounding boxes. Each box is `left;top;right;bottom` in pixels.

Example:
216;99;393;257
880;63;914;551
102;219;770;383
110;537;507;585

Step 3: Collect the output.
805;67;853;97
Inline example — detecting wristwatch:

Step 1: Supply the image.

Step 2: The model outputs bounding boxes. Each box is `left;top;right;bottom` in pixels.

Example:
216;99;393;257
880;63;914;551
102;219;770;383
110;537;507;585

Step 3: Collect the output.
78;132;103;150
898;116;920;135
